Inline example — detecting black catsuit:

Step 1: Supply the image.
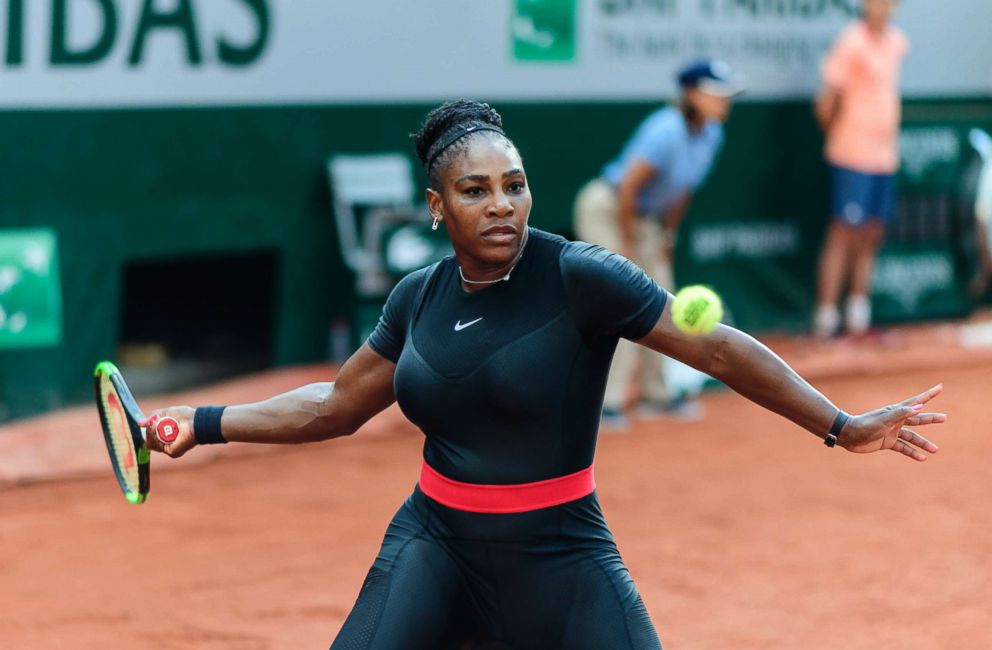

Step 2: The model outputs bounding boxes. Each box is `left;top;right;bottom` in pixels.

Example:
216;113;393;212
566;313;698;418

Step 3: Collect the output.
331;228;667;649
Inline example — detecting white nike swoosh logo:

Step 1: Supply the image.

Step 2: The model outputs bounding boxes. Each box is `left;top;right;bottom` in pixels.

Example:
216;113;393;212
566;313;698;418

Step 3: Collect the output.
454;317;483;332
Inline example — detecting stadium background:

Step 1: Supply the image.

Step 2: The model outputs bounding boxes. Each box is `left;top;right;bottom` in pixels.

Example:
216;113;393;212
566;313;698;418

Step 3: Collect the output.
1;0;990;422
1;3;991;649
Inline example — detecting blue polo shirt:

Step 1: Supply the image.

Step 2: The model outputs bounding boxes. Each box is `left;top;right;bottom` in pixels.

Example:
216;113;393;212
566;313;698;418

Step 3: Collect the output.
602;106;724;217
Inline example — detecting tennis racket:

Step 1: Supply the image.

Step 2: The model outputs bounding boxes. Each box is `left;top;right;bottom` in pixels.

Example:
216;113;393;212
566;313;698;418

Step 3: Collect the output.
93;361;181;504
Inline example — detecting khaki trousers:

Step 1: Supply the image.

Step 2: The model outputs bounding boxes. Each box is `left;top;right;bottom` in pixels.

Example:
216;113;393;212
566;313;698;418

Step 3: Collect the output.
573;178;673;411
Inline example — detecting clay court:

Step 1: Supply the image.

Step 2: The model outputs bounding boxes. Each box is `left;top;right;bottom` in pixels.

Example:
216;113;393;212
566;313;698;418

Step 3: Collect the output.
1;322;990;650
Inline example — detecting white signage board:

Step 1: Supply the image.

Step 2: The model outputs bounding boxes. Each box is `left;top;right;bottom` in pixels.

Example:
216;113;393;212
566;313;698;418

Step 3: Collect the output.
0;0;988;107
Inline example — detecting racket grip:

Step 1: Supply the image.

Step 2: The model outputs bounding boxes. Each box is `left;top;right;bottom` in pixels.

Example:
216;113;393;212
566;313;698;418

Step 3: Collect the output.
154;416;181;444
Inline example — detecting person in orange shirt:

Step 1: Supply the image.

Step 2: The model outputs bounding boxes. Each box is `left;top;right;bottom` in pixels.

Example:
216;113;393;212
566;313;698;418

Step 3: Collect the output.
814;0;909;339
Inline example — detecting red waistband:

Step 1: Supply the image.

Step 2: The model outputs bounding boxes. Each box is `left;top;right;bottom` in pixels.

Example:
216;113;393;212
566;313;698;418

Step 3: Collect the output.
418;461;596;514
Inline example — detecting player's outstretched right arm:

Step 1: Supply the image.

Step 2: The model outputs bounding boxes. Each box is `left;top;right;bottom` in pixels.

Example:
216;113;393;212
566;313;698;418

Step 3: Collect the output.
143;343;396;458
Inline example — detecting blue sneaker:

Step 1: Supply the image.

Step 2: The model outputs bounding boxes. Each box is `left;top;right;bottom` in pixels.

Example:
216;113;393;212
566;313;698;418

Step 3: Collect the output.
600;407;630;432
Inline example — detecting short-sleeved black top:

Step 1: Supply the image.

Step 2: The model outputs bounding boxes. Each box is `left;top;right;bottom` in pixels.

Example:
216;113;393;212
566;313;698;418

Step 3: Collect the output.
367;228;666;485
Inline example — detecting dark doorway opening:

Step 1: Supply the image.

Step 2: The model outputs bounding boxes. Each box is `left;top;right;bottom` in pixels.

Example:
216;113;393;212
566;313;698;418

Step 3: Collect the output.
118;250;277;394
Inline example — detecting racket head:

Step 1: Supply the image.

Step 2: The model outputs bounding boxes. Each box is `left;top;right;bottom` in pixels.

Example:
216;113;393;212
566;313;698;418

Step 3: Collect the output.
93;361;149;504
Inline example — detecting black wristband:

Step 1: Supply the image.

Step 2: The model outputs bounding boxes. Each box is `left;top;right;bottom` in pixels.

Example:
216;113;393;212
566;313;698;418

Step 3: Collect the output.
193;406;228;445
824;410;849;448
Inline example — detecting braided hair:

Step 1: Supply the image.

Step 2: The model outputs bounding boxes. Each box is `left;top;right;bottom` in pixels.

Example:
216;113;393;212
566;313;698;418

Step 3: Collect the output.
412;100;515;188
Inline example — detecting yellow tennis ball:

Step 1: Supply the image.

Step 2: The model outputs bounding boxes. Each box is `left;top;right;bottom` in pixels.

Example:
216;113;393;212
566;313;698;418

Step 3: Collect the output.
671;285;723;335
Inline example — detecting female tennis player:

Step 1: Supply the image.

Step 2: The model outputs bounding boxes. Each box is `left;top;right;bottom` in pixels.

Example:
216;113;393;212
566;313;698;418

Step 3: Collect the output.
145;100;945;649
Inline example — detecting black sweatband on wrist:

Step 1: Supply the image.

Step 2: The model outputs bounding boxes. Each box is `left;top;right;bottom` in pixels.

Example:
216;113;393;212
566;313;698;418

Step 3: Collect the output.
193;406;228;445
824;410;849;448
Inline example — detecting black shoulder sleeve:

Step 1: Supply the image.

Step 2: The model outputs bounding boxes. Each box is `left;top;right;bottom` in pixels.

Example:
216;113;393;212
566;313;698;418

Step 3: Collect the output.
365;267;430;363
560;242;668;340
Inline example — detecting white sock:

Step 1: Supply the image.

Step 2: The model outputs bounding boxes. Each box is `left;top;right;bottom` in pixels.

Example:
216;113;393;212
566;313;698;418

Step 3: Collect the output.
845;294;871;335
814;304;840;338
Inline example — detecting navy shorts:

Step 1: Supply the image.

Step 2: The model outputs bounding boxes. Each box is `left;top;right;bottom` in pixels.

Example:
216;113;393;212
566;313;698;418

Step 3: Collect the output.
829;164;896;227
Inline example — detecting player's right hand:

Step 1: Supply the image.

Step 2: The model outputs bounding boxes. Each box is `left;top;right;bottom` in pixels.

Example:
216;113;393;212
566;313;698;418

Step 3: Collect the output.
142;406;197;458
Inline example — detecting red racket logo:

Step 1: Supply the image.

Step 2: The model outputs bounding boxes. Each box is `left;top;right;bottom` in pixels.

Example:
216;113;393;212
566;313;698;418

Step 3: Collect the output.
155;417;180;444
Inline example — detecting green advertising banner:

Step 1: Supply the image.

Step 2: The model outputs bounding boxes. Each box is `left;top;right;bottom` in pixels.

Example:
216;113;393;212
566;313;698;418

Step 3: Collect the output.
872;244;967;322
872;123;977;323
0;229;63;349
512;0;577;62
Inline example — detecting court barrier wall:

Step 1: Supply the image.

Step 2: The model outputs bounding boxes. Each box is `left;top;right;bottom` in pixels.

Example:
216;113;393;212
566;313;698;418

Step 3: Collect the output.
0;99;989;422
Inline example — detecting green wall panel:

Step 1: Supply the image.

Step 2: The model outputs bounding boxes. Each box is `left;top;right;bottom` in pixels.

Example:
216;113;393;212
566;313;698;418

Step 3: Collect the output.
0;98;988;421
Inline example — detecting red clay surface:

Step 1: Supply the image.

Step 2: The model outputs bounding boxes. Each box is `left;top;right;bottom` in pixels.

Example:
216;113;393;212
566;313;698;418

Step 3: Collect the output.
1;321;990;649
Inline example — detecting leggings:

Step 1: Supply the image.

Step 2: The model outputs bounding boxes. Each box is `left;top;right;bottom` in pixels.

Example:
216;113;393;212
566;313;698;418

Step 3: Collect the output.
330;487;662;650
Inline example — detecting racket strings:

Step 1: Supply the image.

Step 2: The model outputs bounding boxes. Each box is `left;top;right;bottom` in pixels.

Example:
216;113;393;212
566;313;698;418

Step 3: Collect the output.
99;378;139;491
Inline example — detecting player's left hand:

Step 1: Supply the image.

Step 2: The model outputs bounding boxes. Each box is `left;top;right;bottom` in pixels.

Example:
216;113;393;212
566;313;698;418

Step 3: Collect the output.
839;384;945;461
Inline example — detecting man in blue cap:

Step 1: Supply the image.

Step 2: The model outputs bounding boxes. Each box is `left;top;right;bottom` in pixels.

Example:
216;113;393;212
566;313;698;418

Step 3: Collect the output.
574;59;741;429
